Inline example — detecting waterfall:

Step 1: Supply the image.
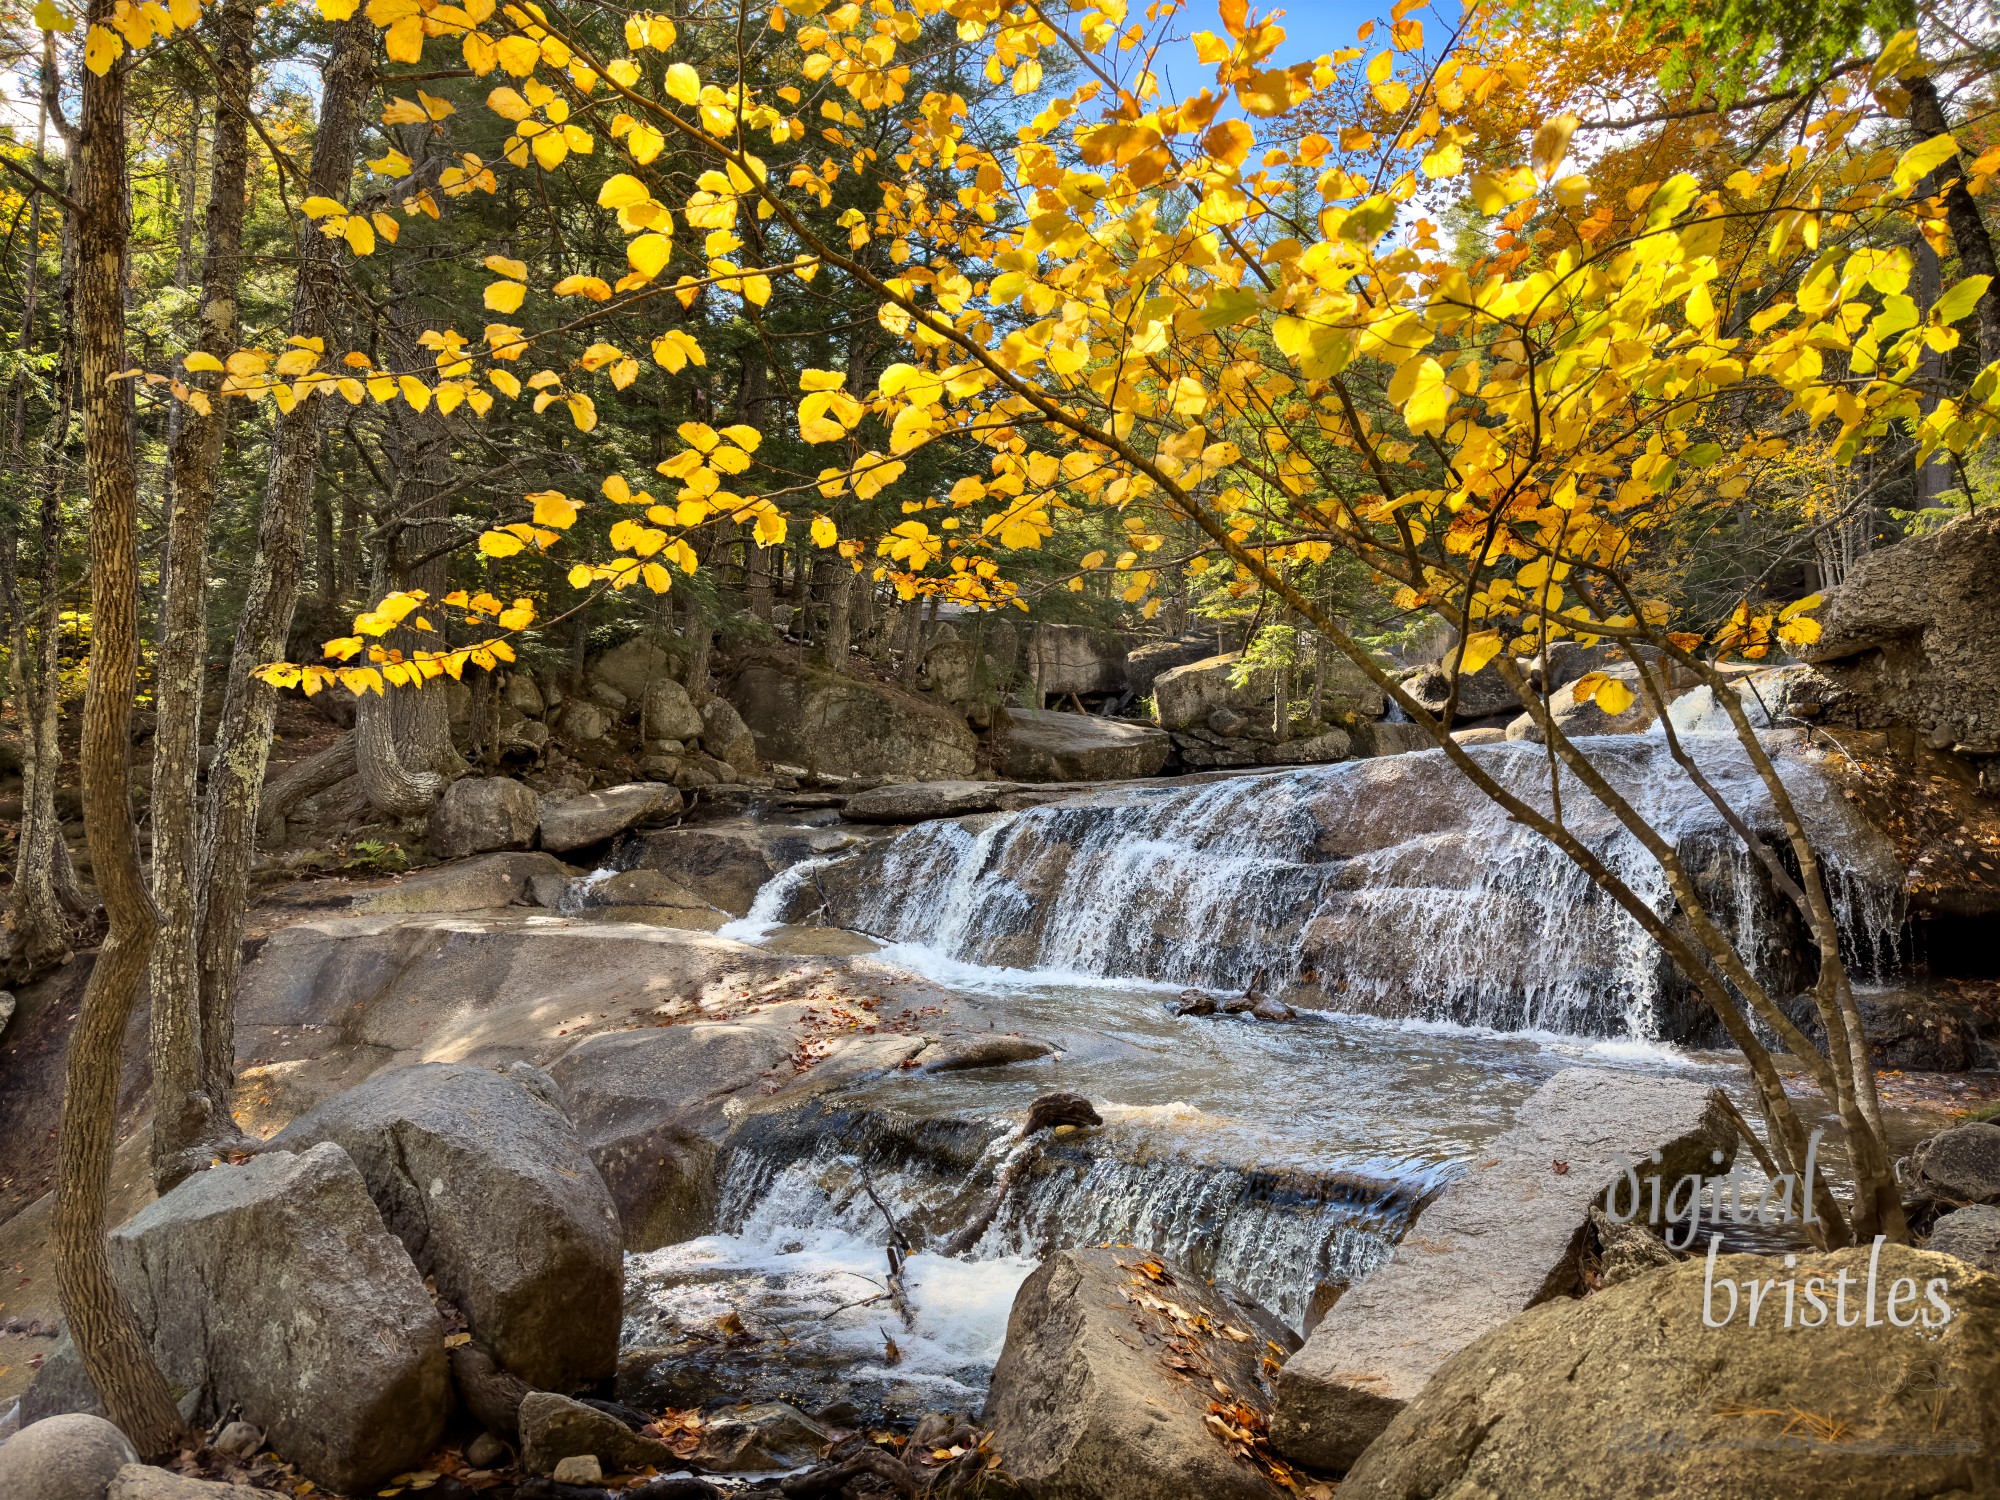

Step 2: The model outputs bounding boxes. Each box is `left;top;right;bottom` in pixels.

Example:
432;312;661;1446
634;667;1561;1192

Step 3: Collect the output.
812;735;1906;1040
710;1101;1433;1329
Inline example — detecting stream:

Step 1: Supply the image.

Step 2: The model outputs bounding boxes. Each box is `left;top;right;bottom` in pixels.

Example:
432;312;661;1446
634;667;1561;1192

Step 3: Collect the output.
617;729;1940;1423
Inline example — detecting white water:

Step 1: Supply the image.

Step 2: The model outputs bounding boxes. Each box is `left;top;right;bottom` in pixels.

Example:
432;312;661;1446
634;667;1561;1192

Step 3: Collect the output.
820;735;1905;1040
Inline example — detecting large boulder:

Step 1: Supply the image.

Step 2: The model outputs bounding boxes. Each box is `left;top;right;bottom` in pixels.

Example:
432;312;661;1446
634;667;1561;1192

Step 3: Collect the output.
984;1247;1289;1500
23;1145;448;1495
730;659;978;780
565;868;725;928
1400;659;1521;720
844;780;1013;822
1155;652;1383;732
641;677;704;743
1504;665;1659;743
1801;507;2000;753
992;709;1170;782
349;850;567;914
548;1019;796;1247
700;697;760;774
1908;1123;2000;1207
1273;1067;1734;1471
1930;1205;2000;1275
538;783;681;853
1125;637;1217;697
427;776;539;859
1339;1243;2000;1499
1025;623;1128;697
269;1063;621;1391
588;635;681;706
0;1414;138;1500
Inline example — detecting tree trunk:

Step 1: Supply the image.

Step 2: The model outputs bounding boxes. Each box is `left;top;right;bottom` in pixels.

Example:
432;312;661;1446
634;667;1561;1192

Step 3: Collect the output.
2;45;84;986
193;15;373;1122
148;0;255;1191
58;10;186;1452
1905;75;2000;371
820;557;853;666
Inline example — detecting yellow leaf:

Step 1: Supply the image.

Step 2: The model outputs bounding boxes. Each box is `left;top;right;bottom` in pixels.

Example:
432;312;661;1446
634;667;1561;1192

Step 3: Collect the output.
599;173;651;209
33;0;73;32
1593;678;1636;715
800;368;846;391
553;275;612;301
665;63;700;106
627;233;672;278
184;351;224;373
484;280;527;313
531;490;578;527
496;34;541;76
398;375;431;410
1531;114;1578;182
478;529;525;557
342;215;377;255
384;13;423;63
84;23;121;72
810;515;837;548
1459;631;1504;674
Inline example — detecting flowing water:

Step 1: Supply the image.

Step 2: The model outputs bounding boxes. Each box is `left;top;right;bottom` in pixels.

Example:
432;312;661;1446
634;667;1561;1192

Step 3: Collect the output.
622;732;1919;1421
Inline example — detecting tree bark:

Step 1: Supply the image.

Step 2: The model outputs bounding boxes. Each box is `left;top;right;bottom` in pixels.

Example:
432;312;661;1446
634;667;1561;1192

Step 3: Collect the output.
3;45;85;986
148;0;256;1191
1905;75;2000;370
819;556;853;666
58;7;186;1451
193;15;373;1122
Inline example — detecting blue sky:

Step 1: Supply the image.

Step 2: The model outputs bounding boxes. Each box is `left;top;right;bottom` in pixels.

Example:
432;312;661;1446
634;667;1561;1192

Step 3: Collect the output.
1149;0;1464;103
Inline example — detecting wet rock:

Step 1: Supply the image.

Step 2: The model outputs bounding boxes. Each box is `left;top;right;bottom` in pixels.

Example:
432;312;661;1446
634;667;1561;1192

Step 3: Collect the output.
1273;1067;1735;1471
349;851;568;914
26;1145;447;1494
1855;987;1982;1071
984;1247;1289;1500
844;780;1011;822
1908;1123;2000;1207
992;708;1170;782
589;635;682;707
1348;721;1436;758
618;826;791;916
538;783;681;853
427;776;539;859
1159;652;1382;730
1338;1243;2000;1499
0;1414;138;1500
548;1020;796;1248
519;1391;676;1478
700;698;761;775
107;1468;265;1500
1022;1092;1102;1134
730;659;978;781
692;1401;830;1472
569;869;723;926
1025;623;1128;698
270;1063;622;1391
912;1035;1056;1071
1928;1205;2000;1275
1801;506;2000;753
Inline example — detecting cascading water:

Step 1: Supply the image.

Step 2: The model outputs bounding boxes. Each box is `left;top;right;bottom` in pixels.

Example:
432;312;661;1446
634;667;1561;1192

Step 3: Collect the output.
809;733;1907;1042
